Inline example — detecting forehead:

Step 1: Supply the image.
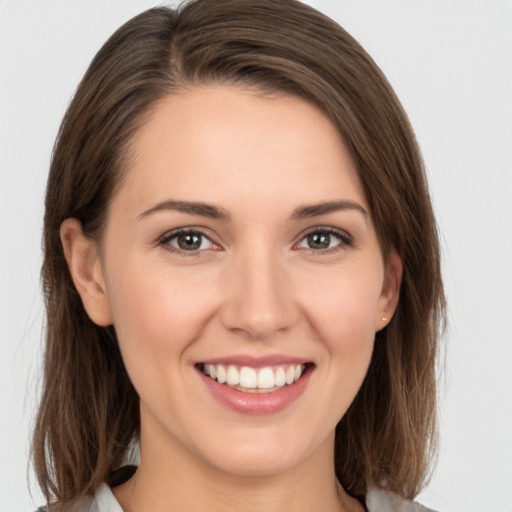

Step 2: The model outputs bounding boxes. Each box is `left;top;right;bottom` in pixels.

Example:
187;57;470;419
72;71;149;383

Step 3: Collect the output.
116;85;366;215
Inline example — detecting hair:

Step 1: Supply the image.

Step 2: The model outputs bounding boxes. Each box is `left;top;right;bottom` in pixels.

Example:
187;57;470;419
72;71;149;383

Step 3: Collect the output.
33;0;446;509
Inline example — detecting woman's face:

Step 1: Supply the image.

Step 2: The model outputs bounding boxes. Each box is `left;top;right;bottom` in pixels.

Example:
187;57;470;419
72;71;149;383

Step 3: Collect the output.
73;85;400;477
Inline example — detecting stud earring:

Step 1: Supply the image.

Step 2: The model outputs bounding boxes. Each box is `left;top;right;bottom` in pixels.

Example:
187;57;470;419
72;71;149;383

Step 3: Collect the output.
381;317;388;322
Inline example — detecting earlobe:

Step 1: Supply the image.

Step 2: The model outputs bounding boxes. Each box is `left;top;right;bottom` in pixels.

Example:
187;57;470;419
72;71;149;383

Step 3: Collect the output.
60;218;113;327
376;251;402;331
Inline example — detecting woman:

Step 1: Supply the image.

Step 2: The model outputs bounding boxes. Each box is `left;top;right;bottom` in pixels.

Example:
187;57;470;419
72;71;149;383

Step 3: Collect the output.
33;0;445;510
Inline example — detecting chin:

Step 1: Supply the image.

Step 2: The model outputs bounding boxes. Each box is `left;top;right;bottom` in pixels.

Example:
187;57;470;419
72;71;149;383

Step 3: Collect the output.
205;449;302;478
195;428;326;478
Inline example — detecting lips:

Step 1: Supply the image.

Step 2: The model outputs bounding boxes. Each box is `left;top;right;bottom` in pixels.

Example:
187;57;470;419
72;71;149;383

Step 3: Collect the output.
196;357;314;414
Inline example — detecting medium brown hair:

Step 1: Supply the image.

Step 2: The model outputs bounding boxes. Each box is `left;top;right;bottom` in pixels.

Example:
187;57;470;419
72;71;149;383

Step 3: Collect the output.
33;0;445;508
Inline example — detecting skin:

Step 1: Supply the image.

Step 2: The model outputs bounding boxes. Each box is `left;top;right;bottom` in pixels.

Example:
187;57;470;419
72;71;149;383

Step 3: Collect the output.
62;85;401;512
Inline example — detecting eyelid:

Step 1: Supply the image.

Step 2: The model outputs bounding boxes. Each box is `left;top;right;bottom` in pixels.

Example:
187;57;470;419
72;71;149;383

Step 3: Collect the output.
158;227;221;254
294;226;353;253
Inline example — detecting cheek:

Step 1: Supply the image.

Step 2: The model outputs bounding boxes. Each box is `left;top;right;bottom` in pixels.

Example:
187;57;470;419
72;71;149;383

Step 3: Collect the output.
302;272;380;418
300;262;383;344
298;260;382;400
103;261;222;424
104;259;219;363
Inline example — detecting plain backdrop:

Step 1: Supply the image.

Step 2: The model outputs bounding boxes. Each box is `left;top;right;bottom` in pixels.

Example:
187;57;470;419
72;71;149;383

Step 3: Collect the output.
1;1;511;511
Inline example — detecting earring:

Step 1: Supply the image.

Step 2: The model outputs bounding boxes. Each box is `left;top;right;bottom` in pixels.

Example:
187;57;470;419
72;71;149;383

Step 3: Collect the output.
381;317;388;322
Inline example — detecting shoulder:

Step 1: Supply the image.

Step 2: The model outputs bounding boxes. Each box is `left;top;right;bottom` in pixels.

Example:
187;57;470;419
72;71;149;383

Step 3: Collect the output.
366;487;438;512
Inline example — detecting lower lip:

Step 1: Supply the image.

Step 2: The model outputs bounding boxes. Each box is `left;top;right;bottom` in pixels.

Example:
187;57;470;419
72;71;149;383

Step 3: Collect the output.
198;366;312;415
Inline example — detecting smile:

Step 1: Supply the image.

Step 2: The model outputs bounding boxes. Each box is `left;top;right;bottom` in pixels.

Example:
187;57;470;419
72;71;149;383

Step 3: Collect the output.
200;363;306;393
196;357;314;414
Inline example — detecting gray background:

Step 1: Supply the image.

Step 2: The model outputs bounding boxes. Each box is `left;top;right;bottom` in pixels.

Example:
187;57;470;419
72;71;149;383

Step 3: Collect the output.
1;1;511;510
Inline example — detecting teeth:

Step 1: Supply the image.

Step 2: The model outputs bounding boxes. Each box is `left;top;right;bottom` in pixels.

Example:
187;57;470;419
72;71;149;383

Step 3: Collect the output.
285;366;295;385
216;365;227;384
257;367;274;389
226;365;240;386
240;367;257;388
274;367;286;387
202;363;306;392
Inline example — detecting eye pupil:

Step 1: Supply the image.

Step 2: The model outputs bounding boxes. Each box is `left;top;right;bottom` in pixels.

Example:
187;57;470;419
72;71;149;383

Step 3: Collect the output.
307;233;330;249
178;233;202;250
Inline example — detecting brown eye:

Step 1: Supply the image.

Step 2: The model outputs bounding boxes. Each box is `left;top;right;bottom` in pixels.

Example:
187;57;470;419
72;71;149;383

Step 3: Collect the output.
306;232;332;249
297;228;351;252
163;230;215;252
176;233;202;250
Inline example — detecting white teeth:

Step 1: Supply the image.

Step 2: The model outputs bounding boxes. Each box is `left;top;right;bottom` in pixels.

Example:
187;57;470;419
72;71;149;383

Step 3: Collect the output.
285;366;295;385
257;367;275;389
226;365;240;386
202;363;307;391
216;365;227;384
274;367;286;387
239;367;257;388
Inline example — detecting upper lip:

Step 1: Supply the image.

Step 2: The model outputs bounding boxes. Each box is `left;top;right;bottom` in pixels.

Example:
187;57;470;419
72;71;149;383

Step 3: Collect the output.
199;354;311;368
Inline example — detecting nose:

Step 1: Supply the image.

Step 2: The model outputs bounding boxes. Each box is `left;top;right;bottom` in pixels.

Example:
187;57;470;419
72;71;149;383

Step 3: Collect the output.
219;247;298;340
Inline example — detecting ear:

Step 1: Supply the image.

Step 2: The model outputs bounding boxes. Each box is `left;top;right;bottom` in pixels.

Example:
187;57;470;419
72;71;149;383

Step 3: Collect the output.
60;218;113;326
376;250;402;332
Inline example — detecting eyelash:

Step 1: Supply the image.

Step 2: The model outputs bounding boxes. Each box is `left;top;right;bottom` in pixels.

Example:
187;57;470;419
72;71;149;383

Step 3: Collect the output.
295;227;353;255
158;226;353;255
158;228;219;256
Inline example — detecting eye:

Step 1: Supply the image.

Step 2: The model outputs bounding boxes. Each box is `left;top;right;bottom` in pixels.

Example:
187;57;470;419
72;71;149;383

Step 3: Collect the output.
296;228;352;252
160;229;216;252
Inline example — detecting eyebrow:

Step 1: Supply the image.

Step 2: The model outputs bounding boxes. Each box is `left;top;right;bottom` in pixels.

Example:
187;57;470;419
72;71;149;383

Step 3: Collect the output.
138;200;230;220
138;199;367;221
291;200;368;220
